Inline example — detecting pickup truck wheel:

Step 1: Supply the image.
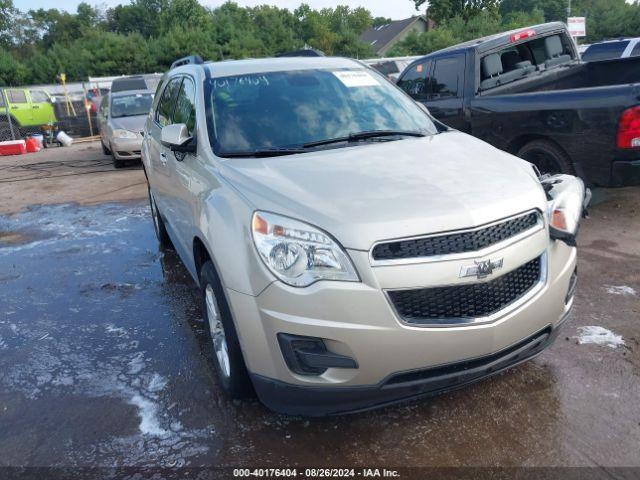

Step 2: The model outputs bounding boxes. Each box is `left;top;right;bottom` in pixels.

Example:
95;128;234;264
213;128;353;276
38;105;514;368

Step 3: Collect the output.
517;140;574;176
148;188;172;248
200;261;253;399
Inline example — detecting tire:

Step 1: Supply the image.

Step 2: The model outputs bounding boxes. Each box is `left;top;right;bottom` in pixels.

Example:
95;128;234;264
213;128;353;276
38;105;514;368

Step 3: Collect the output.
517;139;574;176
199;260;253;399
102;141;111;155
113;158;126;169
148;187;172;248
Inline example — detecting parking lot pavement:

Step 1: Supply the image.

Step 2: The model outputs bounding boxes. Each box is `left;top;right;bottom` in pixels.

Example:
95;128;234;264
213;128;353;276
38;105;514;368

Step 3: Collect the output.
0;144;638;470
0;142;147;215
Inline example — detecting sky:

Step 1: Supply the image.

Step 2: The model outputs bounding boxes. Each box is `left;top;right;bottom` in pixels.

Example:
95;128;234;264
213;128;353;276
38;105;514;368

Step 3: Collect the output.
14;0;426;20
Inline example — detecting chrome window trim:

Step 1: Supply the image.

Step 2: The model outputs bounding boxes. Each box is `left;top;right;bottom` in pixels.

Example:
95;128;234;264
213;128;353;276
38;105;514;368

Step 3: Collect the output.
369;209;544;267
384;252;548;328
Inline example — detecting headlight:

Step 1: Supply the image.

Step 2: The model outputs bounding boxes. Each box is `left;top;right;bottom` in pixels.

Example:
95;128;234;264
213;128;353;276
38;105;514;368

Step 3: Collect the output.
113;129;137;139
251;211;358;287
542;174;590;246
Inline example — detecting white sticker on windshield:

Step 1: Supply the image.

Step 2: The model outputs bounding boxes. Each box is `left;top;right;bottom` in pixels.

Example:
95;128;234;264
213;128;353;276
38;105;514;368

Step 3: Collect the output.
332;70;379;87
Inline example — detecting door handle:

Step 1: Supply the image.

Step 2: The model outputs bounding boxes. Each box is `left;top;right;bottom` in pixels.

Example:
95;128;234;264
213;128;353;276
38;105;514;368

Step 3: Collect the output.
32;105;40;109
159;152;168;165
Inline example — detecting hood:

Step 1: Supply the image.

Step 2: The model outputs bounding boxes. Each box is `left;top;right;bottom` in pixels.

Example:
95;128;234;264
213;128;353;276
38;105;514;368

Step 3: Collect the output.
110;115;147;133
220;131;547;250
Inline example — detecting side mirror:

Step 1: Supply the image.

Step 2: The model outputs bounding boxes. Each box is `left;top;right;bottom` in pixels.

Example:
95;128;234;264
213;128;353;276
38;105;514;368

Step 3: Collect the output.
161;123;196;153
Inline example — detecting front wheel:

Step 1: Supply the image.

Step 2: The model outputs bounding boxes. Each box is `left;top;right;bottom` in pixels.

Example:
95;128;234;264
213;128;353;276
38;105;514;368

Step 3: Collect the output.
113;155;125;169
148;187;172;248
200;261;253;399
517;140;574;176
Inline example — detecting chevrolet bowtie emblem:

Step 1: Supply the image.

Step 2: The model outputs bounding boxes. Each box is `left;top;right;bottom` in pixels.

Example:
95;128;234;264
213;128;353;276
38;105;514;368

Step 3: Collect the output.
460;258;504;279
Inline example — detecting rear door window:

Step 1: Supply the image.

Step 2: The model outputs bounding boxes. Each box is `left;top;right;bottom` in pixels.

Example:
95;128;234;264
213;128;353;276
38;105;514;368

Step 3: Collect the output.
30;90;49;103
7;90;27;104
630;41;640;57
431;56;463;98
582;41;629;61
397;60;432;101
155;77;182;127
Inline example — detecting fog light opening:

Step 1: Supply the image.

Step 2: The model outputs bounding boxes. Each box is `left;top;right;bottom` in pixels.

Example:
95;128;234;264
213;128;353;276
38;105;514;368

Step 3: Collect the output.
277;333;358;376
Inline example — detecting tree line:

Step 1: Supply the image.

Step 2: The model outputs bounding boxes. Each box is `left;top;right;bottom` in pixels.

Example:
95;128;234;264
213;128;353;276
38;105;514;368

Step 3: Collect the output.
1;0;639;87
388;0;640;56
0;0;389;86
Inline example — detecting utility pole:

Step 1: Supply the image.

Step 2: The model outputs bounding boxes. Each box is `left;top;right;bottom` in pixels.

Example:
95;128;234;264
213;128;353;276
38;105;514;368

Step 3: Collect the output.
2;89;17;140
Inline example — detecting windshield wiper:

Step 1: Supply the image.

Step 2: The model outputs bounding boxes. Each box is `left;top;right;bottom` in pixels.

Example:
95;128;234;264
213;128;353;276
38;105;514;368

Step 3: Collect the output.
218;130;427;157
303;130;426;148
218;147;307;158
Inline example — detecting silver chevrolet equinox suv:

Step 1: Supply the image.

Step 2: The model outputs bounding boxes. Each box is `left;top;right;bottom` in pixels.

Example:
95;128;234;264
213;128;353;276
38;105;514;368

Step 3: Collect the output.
142;54;589;415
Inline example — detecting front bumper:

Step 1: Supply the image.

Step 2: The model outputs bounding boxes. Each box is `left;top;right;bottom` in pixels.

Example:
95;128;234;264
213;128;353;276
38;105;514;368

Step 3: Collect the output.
227;238;577;415
251;319;566;416
110;136;143;160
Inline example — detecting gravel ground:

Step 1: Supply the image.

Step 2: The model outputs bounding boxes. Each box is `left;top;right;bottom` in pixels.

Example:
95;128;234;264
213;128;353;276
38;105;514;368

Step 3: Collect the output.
0;142;146;215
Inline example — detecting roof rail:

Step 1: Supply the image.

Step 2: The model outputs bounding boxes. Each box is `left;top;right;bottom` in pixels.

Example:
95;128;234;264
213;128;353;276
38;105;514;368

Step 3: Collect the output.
276;48;325;58
170;55;204;70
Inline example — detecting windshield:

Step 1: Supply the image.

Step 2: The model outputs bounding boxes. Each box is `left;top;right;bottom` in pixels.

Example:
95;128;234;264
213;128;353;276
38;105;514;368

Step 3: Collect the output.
110;93;153;118
207;68;438;155
582;41;629;61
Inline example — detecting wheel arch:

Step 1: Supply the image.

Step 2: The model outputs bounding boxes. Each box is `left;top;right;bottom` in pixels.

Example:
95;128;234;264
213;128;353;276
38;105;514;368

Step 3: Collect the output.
508;134;581;176
508;134;560;156
193;235;214;282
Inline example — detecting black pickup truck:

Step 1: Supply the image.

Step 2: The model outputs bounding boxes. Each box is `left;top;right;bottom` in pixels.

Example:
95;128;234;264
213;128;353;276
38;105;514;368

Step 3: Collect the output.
396;22;640;186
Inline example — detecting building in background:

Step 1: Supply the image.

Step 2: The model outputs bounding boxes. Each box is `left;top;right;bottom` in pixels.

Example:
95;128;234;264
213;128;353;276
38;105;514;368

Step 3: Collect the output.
360;16;435;56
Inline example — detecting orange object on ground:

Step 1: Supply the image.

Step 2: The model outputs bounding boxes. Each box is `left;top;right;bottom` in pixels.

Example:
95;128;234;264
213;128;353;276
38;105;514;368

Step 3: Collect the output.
25;137;41;153
0;140;27;156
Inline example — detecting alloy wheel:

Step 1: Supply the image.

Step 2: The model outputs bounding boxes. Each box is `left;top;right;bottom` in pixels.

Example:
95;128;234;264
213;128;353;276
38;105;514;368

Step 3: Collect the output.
205;284;230;378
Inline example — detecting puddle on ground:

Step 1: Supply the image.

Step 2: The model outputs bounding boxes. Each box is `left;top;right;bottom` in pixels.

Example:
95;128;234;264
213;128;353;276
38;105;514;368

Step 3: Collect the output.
0;200;638;468
0;201;220;467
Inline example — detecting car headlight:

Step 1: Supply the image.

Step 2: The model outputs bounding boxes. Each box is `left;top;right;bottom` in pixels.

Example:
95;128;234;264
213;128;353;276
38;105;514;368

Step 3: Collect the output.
113;129;137;139
251;211;359;287
542;174;590;246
